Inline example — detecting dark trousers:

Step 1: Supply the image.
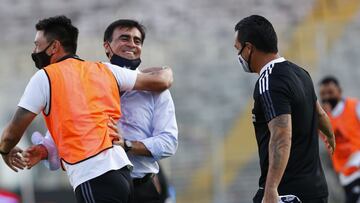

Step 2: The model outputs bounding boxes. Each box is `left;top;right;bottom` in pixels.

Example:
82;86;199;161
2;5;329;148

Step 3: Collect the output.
253;189;328;203
344;178;360;203
133;175;161;203
75;167;134;203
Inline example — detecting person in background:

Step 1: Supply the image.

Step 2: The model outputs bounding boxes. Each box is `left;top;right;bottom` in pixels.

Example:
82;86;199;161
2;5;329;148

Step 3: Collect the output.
319;76;360;203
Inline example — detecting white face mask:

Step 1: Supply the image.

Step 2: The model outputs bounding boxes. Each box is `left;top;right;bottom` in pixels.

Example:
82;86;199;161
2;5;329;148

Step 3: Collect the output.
238;53;251;73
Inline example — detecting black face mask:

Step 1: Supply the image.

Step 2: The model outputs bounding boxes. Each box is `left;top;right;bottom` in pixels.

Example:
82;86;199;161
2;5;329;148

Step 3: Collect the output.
110;54;141;70
322;98;339;109
31;42;54;69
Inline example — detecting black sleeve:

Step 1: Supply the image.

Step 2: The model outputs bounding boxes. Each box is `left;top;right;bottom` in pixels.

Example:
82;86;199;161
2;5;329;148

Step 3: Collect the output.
258;72;292;122
303;68;317;101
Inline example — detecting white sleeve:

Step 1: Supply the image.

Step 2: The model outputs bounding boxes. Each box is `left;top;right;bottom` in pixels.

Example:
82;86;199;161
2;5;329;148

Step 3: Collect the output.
104;62;138;91
18;70;49;114
31;131;60;171
141;90;178;161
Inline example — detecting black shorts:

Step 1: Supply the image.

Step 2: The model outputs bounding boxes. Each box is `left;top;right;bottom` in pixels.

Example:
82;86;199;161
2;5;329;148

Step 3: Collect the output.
75;167;134;203
253;188;328;203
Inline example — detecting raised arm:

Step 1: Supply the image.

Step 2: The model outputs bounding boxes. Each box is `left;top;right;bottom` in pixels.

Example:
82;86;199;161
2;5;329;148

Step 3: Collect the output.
263;114;292;203
316;101;335;154
0;107;37;171
133;67;173;91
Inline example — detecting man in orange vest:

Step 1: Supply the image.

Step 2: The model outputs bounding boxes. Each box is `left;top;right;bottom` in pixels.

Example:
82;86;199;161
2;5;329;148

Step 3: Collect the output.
319;76;360;203
0;15;173;203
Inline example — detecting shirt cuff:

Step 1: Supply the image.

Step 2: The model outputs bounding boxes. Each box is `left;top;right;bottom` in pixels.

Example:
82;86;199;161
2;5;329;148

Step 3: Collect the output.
31;132;60;170
140;138;162;161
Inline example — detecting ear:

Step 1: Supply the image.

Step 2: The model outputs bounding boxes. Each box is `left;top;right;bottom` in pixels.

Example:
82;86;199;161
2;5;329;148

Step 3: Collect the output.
50;40;61;55
245;42;254;50
243;42;253;56
103;41;112;59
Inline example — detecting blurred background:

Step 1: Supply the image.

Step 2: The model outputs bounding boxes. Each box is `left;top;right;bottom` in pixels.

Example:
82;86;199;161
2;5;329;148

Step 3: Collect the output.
0;0;360;202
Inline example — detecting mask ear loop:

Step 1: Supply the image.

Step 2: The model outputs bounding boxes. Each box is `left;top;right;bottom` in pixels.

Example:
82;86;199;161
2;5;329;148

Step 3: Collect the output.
39;40;55;54
106;41;115;59
46;40;56;61
248;48;253;73
239;42;253;73
238;45;245;55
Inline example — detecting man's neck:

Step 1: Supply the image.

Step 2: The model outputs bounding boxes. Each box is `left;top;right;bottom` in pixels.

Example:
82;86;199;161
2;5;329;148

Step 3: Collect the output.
253;53;280;74
50;52;69;64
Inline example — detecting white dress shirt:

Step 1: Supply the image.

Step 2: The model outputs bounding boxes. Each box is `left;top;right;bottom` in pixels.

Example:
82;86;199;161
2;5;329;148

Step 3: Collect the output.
119;88;178;178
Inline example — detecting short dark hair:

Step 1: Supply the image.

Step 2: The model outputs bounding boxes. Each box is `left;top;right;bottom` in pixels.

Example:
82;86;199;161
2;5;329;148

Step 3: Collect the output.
103;19;146;43
319;76;340;87
35;15;79;54
235;15;278;53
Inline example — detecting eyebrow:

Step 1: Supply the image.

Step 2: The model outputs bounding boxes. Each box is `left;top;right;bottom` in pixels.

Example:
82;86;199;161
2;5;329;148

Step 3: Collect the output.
118;34;142;42
134;36;141;40
119;34;130;38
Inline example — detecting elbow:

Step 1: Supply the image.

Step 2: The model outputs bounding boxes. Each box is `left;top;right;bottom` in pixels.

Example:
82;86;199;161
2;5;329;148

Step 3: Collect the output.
158;138;178;159
157;75;173;91
158;69;173;91
165;78;173;89
157;80;172;91
269;130;292;153
167;140;178;157
166;134;178;156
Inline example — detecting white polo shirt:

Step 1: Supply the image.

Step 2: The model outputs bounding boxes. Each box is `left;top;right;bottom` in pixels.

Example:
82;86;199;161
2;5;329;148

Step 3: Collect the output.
18;62;137;190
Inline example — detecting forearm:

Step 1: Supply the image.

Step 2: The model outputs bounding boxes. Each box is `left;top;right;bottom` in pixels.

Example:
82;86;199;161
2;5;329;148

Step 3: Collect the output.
266;114;292;191
0;107;36;153
134;68;173;91
317;102;335;144
266;131;291;189
0;125;21;153
128;141;152;157
139;134;178;160
318;114;334;140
